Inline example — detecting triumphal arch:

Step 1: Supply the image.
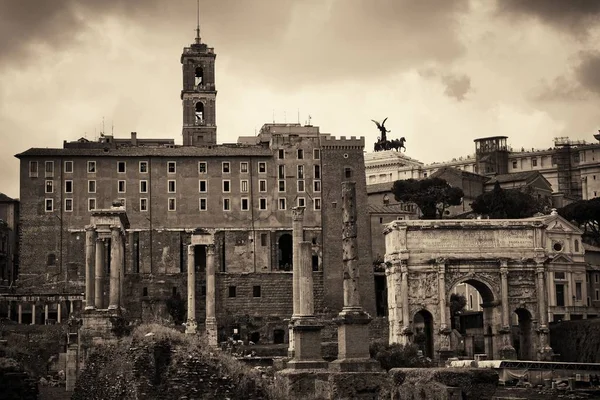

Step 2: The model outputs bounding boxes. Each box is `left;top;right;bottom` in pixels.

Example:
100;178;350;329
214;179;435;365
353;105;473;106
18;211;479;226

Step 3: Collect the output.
383;212;583;361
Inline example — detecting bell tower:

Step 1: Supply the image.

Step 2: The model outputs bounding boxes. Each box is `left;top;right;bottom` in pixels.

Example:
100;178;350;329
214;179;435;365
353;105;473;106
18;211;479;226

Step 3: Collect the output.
181;13;217;146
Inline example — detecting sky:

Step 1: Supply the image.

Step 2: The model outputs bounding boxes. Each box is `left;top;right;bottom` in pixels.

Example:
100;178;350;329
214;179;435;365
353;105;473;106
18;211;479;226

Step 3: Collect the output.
1;0;599;198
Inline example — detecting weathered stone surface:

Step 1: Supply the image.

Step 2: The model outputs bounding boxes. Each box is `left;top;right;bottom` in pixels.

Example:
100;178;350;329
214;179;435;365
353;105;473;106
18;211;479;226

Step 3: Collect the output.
328;371;390;400
275;369;330;400
389;368;498;400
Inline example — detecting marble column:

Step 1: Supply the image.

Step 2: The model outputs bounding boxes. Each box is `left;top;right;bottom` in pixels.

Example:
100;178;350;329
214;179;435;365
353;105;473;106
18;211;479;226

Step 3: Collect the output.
499;261;516;359
330;181;379;372
17;303;22;324
44;304;49;324
186;244;197;334
205;244;217;346
94;238;105;309
286;241;327;370
437;261;451;353
31;303;36;325
85;225;96;310
7;301;10;320
70;301;74;314
536;264;553;360
57;302;62;323
288;206;305;357
108;226;122;310
399;262;411;345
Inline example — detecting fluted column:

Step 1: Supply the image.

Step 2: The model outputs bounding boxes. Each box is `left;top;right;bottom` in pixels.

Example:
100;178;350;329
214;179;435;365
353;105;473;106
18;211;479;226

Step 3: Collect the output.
186;244;197;334
84;225;96;310
499;260;516;359
536;264;553;359
108;226;122;310
205;244;217;346
94;239;105;308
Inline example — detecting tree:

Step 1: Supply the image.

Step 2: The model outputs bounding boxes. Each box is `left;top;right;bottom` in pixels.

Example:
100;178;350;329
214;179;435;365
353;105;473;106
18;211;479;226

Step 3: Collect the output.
449;293;466;330
391;178;464;219
470;182;549;218
558;198;600;245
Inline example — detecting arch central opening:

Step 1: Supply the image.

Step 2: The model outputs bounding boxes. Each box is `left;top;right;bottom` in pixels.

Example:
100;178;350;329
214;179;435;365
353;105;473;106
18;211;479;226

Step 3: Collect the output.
450;279;496;359
413;309;434;359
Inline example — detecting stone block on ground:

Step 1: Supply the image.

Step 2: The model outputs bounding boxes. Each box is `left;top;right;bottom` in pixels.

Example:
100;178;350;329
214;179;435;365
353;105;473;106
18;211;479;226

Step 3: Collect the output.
328;371;390;400
274;369;330;400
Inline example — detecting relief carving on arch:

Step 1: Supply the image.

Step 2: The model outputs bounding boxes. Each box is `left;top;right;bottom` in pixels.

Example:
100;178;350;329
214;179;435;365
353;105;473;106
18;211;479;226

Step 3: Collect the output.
445;270;501;300
408;272;438;306
507;271;537;304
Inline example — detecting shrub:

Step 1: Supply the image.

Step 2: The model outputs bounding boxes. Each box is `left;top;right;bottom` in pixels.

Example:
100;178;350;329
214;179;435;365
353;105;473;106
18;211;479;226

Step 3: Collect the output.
369;340;433;371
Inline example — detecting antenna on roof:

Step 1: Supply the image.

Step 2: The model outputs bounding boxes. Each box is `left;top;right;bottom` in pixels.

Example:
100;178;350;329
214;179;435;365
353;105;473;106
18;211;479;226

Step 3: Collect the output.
195;0;201;44
297;109;300;124
308;115;312;126
111;120;114;135
272;109;275;123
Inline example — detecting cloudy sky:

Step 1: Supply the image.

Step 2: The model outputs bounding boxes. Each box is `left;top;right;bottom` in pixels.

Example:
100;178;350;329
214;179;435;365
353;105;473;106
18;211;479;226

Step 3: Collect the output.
1;0;599;198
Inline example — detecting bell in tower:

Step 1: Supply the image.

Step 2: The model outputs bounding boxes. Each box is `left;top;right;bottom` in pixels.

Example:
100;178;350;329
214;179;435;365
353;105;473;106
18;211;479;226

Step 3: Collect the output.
181;15;217;146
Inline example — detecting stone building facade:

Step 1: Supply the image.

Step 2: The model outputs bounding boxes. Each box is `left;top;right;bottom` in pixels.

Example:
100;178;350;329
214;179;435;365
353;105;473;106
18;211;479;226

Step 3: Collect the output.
8;29;375;342
383;212;592;361
0;193;19;289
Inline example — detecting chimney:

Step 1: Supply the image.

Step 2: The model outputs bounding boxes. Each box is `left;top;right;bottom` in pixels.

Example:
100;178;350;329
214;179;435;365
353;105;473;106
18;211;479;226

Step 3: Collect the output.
131;132;137;146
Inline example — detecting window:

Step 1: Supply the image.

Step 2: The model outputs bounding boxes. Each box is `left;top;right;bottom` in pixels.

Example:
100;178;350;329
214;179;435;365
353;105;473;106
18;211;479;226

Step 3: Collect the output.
313;149;320;159
260;233;268;246
117;161;126;173
259;198;267;210
240;162;248;173
199;198;207;211
278;180;286;192
64;161;73;173
256;179;266;192
168;180;176;193
29;161;38;177
556;284;565;306
223;198;231;211
575;240;580;252
118;180;126;193
228;286;236;297
88;180;96;193
297;197;305;208
297;149;304;159
199;180;207;193
512;161;517;169
198;162;207;174
344;167;353;179
253;286;261;297
596;289;599;301
65;180;73;193
297;165;304;179
140;180;148;193
532;158;537;167
167;161;176;174
241;180;249;193
314;198;321;210
140;198;148;211
88;198;96;211
222;162;230;174
168;198;176;211
314;180;322;192
195;101;204;123
314;165;321;179
45;161;54;177
87;161;96;173
555;272;566;280
45;180;54;193
576;282;582;301
278;198;286;210
241;198;249;211
222;180;230;193
139;161;148;173
65;198;73;212
297;180;305;192
278;149;284;159
595;273;599;284
278;165;285;179
258;162;266;174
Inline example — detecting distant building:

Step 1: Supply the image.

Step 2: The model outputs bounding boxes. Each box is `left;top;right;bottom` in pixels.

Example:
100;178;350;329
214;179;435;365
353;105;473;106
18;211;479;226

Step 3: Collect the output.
6;27;375;340
0;193;19;289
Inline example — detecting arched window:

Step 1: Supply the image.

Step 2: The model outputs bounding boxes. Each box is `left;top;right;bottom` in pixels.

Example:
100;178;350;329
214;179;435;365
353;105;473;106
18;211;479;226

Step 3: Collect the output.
195;66;203;86
195;102;204;123
47;253;56;266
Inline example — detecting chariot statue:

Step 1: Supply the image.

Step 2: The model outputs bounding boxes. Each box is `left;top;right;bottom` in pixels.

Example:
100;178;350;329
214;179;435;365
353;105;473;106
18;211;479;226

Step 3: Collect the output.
372;118;406;152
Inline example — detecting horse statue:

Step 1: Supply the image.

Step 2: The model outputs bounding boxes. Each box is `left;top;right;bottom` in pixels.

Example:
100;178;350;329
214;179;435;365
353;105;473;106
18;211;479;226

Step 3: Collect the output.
389;137;406;152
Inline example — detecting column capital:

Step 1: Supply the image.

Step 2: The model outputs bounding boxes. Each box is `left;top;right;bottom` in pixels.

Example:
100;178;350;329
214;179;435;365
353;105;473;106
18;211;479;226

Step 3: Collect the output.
536;266;546;275
291;206;305;221
187;244;195;254
206;244;216;255
84;225;96;232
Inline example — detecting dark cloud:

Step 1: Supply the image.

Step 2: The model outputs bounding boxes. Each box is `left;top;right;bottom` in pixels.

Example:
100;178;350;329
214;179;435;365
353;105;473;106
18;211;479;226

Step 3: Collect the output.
575;51;600;94
419;68;472;101
497;0;600;38
0;0;469;84
534;75;588;102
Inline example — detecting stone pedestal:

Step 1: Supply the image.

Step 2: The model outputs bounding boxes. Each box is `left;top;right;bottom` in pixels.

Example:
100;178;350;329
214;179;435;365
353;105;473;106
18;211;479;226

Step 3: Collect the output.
65;343;79;392
329;310;380;372
498;328;517;360
286;318;328;370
